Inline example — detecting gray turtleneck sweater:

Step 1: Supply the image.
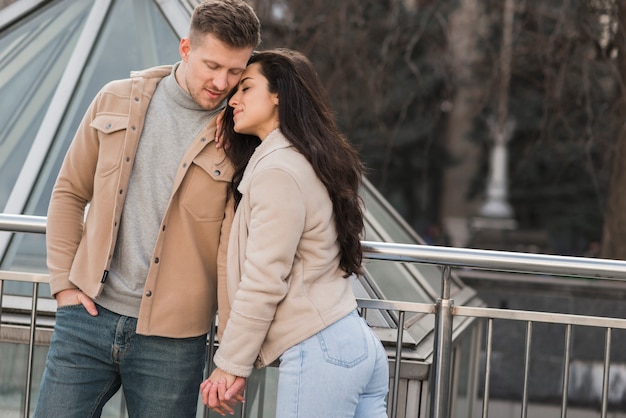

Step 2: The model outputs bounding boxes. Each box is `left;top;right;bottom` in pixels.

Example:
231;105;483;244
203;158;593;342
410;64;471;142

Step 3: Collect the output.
96;63;222;318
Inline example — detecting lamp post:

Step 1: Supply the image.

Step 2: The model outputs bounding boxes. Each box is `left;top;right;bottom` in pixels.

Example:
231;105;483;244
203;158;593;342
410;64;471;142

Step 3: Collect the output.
471;0;517;234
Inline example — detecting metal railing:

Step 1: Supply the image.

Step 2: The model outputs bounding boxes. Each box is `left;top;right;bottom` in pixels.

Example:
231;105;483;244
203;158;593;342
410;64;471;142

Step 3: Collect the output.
363;241;626;418
3;214;626;417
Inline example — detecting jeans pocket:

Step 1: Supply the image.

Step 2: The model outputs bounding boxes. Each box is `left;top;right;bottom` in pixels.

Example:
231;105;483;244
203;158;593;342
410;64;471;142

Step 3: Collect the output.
56;303;84;311
317;313;368;368
55;304;87;320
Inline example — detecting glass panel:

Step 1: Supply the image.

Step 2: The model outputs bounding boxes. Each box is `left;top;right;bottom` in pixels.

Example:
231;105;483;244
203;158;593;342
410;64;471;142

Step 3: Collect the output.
2;0;180;296
363;258;431;304
362;184;422;245
0;342;46;417
0;0;92;210
362;181;461;300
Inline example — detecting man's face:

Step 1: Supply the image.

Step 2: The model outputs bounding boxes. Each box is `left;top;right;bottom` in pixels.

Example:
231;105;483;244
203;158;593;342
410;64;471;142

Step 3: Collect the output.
177;33;253;110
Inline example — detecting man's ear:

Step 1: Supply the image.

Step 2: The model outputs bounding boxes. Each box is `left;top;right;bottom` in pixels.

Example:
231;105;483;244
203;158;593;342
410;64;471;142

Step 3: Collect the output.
179;37;191;61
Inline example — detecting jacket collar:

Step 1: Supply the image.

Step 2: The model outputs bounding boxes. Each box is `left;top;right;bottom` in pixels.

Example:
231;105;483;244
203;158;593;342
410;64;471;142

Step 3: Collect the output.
130;64;173;80
238;129;291;194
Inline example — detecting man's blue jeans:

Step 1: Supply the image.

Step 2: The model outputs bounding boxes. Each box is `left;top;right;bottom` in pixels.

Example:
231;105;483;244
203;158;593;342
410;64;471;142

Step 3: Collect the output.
33;304;207;418
276;310;389;418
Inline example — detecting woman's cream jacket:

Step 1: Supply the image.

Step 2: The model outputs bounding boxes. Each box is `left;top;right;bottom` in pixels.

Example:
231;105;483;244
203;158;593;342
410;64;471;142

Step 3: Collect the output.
214;130;357;377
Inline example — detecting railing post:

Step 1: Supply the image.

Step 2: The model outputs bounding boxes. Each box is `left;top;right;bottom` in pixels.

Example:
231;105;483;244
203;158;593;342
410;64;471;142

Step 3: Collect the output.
24;282;39;418
430;265;454;418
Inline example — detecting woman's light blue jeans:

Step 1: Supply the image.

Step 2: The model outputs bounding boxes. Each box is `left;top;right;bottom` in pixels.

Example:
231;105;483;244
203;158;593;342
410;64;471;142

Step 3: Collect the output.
276;310;389;418
33;304;207;418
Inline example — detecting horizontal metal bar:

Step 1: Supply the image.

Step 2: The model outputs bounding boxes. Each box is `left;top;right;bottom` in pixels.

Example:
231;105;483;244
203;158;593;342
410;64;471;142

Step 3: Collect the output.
0;270;49;284
3;214;626;281
356;298;436;315
361;240;626;280
454;305;626;329
0;214;46;234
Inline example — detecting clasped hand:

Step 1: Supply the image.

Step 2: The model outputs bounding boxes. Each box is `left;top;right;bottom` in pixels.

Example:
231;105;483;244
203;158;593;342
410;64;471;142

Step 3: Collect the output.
200;367;246;416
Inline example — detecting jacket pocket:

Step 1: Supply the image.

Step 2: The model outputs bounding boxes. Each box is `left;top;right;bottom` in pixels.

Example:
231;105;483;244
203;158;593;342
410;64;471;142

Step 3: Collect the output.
90;113;129;177
181;151;234;221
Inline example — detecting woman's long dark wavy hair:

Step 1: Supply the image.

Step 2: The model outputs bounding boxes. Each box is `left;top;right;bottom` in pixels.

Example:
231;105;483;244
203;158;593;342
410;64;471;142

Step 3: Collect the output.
222;48;365;277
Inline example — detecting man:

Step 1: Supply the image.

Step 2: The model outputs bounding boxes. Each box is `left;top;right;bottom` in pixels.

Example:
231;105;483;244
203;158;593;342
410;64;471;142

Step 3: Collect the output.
34;1;260;417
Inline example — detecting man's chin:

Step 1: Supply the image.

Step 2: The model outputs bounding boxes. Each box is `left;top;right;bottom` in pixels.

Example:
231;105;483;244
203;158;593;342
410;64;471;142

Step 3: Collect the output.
201;98;226;111
190;92;223;111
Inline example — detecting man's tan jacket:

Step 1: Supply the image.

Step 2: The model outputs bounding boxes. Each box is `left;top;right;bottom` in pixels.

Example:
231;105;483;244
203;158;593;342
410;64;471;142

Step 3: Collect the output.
46;65;233;338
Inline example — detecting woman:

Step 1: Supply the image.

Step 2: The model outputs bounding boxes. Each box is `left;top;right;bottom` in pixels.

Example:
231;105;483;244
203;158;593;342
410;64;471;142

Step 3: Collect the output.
201;49;389;417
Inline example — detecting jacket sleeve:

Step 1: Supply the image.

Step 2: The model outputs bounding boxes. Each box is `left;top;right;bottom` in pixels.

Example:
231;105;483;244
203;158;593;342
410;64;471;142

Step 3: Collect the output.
213;167;305;377
46;93;101;296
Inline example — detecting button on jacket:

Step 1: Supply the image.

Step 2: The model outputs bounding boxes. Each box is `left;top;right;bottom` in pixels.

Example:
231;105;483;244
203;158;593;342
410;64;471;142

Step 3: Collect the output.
46;65;234;338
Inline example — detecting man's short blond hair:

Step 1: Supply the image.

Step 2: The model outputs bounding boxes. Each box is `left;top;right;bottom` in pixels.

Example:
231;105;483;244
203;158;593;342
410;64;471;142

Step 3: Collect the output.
189;0;261;49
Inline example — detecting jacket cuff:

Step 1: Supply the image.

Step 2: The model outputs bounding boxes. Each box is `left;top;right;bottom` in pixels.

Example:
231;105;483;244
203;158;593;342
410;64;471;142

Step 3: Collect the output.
213;350;254;378
49;274;78;297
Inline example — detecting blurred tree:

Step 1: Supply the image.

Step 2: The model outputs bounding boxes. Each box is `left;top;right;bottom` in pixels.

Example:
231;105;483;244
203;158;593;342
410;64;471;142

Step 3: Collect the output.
253;0;623;255
258;0;453;237
448;0;622;255
601;0;626;259
440;0;491;247
472;0;619;255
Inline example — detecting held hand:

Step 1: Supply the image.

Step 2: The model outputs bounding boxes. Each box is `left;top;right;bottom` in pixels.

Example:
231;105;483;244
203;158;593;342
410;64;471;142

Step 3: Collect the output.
200;368;246;415
225;377;246;403
55;289;98;316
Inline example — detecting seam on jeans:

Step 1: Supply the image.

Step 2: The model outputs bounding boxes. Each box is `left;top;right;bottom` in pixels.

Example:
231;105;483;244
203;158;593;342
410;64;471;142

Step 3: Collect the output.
295;348;304;417
88;376;119;418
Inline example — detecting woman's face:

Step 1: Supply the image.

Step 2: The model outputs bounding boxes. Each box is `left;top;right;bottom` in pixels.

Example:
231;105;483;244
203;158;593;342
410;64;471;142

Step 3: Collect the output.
228;62;280;140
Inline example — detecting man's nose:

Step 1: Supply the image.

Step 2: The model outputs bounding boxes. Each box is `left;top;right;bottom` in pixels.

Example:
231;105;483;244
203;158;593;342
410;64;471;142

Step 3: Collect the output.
213;71;228;91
